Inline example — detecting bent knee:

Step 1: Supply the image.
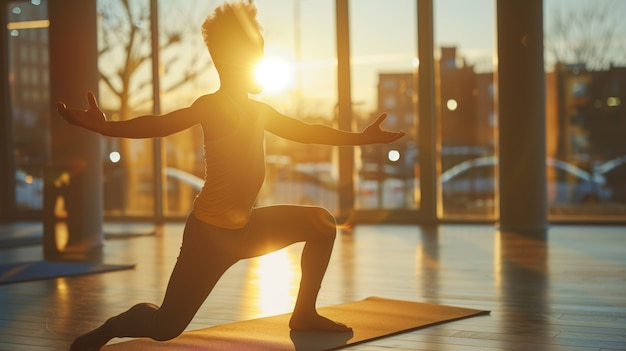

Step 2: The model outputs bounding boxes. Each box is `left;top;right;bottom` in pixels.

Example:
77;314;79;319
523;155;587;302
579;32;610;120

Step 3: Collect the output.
309;207;337;241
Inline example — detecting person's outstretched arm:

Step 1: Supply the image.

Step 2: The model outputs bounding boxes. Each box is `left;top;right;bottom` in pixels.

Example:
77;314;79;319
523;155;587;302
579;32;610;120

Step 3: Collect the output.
57;92;202;138
258;102;405;146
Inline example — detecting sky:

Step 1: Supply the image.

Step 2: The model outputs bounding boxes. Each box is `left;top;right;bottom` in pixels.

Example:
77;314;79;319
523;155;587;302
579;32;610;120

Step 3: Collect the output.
125;0;626;117
245;0;626;117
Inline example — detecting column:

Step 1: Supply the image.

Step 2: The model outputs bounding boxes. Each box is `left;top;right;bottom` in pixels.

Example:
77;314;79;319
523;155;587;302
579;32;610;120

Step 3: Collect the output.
47;0;103;261
496;0;547;234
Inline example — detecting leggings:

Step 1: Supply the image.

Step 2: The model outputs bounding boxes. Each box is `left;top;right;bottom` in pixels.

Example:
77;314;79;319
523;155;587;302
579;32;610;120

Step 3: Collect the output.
108;205;337;341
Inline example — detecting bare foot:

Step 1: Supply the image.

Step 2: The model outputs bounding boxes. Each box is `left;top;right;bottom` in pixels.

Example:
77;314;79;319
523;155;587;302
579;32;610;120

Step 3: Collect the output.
69;324;113;351
289;313;352;332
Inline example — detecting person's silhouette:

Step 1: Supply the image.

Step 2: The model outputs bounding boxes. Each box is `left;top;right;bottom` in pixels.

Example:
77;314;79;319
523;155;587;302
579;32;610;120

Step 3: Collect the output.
58;2;404;350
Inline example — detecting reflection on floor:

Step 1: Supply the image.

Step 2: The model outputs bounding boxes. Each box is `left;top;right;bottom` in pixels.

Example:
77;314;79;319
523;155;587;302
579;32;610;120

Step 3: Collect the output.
0;222;625;350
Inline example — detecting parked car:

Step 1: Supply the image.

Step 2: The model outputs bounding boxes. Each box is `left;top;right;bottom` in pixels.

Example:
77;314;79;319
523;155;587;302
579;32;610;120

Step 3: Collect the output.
441;156;610;208
594;154;626;204
164;167;204;190
15;169;43;209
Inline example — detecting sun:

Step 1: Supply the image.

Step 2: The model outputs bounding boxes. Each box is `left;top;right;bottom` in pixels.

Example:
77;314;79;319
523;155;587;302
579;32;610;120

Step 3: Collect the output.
254;58;292;93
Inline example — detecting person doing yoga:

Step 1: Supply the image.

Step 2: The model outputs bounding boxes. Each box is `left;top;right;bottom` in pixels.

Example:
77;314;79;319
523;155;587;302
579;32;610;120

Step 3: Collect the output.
58;2;404;350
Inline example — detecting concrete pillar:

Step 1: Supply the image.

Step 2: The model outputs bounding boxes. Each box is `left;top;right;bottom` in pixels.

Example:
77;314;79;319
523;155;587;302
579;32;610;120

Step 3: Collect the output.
46;0;103;261
496;0;547;234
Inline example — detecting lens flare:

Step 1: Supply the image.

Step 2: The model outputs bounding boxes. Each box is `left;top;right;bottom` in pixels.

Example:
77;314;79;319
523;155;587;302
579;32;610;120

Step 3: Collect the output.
255;58;292;93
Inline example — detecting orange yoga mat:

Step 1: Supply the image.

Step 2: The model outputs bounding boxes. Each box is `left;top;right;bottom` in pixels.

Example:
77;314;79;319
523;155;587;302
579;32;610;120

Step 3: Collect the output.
103;296;490;351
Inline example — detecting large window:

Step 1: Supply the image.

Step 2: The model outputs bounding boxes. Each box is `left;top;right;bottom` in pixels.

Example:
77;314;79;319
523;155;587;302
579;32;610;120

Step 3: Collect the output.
235;0;339;214
543;0;626;220
434;0;497;220
432;0;626;221
6;0;49;212
3;0;626;224
97;0;155;217
156;0;213;217
350;0;419;211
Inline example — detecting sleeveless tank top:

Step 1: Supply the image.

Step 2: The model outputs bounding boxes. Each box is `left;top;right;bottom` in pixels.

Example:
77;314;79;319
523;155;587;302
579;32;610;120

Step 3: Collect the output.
192;99;265;229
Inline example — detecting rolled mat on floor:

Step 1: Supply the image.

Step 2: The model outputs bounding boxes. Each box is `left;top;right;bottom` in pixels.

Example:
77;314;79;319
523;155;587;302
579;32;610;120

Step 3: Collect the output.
103;296;490;351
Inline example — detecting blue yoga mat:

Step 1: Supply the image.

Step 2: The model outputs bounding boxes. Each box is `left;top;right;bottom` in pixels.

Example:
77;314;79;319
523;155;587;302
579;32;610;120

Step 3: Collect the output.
0;261;135;285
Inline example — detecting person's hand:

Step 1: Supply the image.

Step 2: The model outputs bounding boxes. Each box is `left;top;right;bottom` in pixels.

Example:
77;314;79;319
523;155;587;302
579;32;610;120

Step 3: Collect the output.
57;91;107;133
362;113;405;144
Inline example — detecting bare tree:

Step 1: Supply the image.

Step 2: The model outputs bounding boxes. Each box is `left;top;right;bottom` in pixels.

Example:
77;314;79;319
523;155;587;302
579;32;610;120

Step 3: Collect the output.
97;0;213;213
546;1;625;70
97;0;213;118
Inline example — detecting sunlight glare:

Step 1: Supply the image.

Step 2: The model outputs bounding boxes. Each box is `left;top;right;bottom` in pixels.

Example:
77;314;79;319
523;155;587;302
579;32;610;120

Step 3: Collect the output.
251;249;299;316
255;58;292;93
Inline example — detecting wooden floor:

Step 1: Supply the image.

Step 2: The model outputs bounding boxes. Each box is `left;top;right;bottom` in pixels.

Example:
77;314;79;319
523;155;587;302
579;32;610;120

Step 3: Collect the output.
1;222;625;351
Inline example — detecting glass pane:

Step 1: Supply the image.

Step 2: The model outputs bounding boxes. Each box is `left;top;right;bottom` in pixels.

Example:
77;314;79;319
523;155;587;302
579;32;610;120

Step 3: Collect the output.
7;0;49;211
98;0;155;217
544;0;626;219
156;0;214;217
253;0;339;214
351;0;419;210
435;0;497;219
